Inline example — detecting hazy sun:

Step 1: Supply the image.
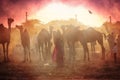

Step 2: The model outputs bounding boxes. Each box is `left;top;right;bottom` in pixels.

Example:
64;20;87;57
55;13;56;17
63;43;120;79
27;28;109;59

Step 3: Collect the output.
31;2;105;27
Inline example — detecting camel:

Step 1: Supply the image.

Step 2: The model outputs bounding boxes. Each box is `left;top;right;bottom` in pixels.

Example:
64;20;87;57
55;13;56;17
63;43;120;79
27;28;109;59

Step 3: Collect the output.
80;28;105;60
37;26;53;63
62;26;105;62
0;18;14;62
16;25;31;62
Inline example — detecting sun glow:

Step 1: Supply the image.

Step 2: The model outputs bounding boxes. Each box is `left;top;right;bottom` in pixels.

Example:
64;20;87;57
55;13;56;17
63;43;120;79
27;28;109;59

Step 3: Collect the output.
31;2;105;27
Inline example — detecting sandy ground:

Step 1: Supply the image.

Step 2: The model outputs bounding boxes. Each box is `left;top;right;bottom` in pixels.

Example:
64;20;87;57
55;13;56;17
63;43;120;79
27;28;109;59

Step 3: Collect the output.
0;55;120;80
0;46;120;80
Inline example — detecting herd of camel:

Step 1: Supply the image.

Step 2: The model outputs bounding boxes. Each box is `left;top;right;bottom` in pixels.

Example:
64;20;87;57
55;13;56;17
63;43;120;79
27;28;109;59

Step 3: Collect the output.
0;18;118;63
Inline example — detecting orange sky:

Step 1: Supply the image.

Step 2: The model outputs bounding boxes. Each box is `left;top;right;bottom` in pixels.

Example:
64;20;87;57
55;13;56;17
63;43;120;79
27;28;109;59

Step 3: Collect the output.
0;0;120;27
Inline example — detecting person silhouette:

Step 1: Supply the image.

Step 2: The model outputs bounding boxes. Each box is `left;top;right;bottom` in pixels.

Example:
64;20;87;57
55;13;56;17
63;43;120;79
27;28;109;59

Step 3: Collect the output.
52;30;64;68
112;42;118;63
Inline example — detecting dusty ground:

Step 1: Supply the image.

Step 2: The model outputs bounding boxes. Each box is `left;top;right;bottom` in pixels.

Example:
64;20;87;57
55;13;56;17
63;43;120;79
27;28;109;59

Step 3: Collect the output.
0;56;120;80
0;46;120;80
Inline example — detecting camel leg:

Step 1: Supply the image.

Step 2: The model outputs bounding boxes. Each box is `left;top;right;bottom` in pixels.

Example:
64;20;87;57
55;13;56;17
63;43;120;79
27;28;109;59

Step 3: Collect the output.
38;44;41;61
82;45;86;61
93;45;95;55
41;44;44;62
71;43;76;69
45;43;47;63
29;51;31;62
44;42;48;63
98;40;105;60
67;42;72;65
6;42;10;62
72;43;76;64
91;42;96;57
28;48;31;62
91;43;94;56
23;47;27;62
84;50;86;61
83;44;89;61
68;45;72;66
25;47;29;62
86;44;90;61
70;45;73;64
2;43;6;62
47;41;51;62
99;44;105;60
68;42;75;67
101;46;105;60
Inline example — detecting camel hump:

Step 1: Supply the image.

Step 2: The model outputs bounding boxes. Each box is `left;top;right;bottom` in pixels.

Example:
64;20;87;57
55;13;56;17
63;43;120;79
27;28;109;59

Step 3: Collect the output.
87;27;95;31
87;27;99;34
41;28;47;32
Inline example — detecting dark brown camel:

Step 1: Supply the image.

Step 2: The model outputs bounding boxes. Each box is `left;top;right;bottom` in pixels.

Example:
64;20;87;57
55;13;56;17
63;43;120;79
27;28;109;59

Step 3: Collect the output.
62;26;105;62
37;27;53;63
0;18;14;62
16;25;31;62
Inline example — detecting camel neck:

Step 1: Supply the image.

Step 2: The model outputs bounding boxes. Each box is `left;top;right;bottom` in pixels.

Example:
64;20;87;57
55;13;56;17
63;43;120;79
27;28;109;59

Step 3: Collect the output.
8;23;11;31
50;30;52;38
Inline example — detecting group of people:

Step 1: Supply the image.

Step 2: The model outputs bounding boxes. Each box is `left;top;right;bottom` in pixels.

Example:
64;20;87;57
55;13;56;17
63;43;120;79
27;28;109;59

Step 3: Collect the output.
108;32;120;63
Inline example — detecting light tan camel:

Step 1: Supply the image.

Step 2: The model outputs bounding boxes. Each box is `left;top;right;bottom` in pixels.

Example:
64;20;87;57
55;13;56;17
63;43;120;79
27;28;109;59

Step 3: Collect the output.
16;25;31;62
0;18;14;62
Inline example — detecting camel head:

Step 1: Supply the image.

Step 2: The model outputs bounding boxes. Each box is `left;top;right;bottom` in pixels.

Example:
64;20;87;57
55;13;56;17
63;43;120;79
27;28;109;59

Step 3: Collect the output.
16;25;24;31
0;24;4;28
0;24;5;31
8;18;14;25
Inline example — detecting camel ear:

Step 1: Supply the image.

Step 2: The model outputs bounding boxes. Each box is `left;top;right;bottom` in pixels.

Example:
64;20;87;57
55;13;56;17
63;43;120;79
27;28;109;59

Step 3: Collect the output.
0;24;3;26
16;25;19;28
0;24;4;28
